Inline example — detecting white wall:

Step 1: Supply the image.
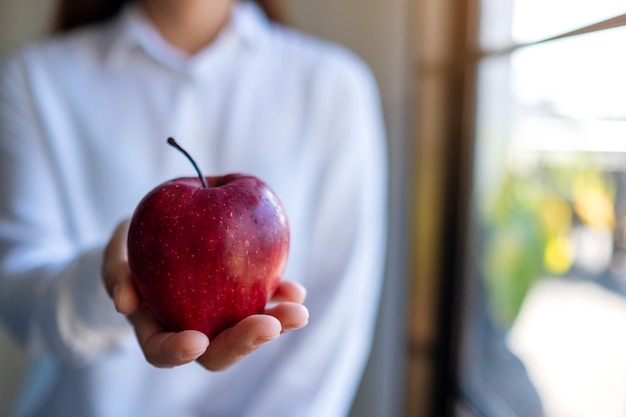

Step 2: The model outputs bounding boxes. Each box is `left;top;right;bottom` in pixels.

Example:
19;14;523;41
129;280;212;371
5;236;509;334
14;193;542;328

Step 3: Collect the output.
0;0;55;58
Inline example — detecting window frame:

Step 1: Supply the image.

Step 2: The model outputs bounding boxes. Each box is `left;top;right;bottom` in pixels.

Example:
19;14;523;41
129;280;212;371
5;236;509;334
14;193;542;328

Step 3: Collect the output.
409;2;626;416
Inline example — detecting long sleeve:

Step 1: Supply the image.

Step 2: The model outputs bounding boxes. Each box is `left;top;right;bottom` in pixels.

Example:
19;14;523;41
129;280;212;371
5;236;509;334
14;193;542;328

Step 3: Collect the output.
0;51;131;365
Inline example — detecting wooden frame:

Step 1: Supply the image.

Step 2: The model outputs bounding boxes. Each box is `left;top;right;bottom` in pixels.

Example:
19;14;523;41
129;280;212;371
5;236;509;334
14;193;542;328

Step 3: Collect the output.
407;0;480;415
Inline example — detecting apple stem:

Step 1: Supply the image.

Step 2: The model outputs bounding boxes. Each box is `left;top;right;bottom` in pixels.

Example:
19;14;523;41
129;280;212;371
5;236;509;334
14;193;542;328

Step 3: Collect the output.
167;137;208;188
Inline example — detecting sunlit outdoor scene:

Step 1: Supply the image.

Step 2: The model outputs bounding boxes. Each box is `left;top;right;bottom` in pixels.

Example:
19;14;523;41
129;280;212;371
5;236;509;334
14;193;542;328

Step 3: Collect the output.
475;1;626;416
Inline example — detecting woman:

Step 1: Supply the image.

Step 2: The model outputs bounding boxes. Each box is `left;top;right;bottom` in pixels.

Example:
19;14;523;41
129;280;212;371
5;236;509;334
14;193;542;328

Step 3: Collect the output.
0;0;388;415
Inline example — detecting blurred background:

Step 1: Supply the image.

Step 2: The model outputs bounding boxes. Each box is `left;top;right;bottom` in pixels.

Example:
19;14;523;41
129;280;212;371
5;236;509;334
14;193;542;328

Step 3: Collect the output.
2;1;626;416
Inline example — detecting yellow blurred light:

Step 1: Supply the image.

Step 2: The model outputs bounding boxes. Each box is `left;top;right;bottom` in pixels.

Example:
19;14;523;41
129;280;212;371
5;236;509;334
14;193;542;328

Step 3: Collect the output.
574;188;615;229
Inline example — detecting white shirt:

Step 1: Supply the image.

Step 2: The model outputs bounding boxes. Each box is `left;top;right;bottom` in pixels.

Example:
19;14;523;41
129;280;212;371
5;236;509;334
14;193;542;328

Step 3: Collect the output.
0;3;388;417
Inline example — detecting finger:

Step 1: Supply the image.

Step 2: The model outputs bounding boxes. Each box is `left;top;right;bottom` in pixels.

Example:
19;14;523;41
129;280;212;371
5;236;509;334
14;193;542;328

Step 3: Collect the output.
129;307;209;368
265;302;309;333
270;281;307;304
103;261;138;314
103;252;140;315
112;272;140;315
101;220;141;315
197;315;282;371
102;220;130;296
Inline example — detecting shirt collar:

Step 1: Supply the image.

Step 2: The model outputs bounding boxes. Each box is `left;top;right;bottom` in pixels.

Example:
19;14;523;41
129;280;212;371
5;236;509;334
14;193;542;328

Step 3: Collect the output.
104;1;270;75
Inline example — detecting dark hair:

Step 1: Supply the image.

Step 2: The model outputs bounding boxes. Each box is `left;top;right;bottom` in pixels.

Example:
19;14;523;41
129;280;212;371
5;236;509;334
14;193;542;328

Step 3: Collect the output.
53;0;286;32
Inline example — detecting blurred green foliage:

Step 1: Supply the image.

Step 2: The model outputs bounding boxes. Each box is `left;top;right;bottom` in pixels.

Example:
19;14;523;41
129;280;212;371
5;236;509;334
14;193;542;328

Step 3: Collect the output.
481;158;615;327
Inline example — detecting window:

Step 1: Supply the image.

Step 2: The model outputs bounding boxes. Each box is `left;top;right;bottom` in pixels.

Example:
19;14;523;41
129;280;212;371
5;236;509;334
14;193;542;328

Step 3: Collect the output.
456;2;626;417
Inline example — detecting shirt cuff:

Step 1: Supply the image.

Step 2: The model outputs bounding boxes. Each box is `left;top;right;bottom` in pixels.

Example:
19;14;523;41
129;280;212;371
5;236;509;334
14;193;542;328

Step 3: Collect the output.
55;246;133;363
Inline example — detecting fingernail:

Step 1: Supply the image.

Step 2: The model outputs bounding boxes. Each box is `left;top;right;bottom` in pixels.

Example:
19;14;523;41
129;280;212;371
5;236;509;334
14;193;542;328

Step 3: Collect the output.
253;334;279;348
281;307;309;333
281;322;305;333
178;332;209;361
180;349;205;362
280;324;295;333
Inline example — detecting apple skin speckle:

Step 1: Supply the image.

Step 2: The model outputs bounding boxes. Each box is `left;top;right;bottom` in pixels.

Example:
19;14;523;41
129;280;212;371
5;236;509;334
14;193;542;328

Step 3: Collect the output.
127;174;289;339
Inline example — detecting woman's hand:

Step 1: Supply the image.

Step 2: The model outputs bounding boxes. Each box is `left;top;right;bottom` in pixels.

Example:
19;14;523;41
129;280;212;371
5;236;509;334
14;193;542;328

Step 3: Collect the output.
102;220;309;371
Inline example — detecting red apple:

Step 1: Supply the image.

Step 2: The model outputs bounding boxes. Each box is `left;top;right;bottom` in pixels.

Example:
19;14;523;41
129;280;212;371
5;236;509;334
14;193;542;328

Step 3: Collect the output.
127;138;289;339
